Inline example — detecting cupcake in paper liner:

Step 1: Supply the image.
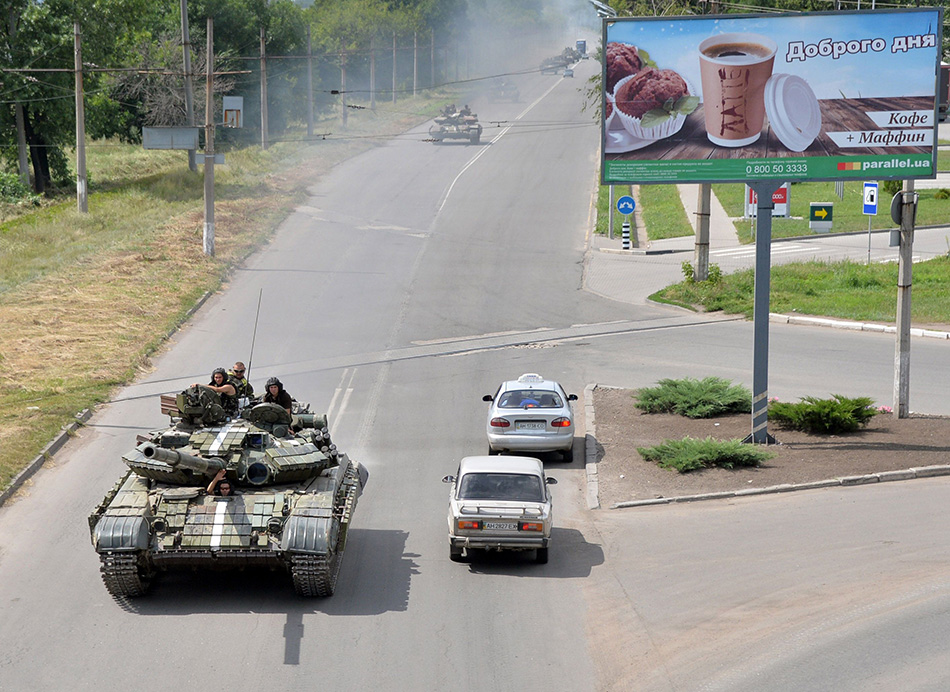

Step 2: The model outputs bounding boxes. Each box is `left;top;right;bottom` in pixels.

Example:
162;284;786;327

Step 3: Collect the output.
613;68;698;141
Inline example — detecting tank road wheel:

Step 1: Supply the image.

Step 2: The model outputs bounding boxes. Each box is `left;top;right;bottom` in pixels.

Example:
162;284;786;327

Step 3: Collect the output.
99;553;152;598
290;552;342;597
470;129;480;144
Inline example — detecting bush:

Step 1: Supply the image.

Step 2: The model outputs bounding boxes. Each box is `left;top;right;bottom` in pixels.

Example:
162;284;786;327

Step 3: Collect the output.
0;172;38;205
768;394;877;434
635;377;752;418
637;436;774;473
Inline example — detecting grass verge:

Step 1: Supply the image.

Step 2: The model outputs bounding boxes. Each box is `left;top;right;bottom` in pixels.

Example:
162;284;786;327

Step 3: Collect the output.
596;183;692;240
650;255;950;325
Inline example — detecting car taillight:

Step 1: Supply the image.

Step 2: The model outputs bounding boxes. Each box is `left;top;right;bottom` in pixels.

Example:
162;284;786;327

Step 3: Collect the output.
520;522;543;532
458;520;481;530
551;417;571;428
490;418;510;428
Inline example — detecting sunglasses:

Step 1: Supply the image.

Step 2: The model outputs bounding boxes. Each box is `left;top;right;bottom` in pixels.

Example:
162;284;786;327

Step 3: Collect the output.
234;369;245;374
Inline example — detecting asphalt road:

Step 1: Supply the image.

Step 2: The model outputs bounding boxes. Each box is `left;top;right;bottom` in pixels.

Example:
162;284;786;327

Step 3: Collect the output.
1;57;949;691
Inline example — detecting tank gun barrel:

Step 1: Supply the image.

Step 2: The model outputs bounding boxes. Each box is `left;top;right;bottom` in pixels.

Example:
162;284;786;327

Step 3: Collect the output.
141;444;225;474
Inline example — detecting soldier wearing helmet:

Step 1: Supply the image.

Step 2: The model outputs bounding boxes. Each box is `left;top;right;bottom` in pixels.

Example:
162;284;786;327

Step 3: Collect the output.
194;367;238;415
262;376;293;417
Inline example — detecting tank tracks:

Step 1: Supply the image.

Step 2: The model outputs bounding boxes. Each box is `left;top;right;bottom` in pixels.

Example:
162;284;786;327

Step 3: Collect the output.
99;553;152;598
289;462;363;597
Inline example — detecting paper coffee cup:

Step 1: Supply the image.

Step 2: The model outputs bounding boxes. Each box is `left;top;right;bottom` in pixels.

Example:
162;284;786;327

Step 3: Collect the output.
699;33;777;147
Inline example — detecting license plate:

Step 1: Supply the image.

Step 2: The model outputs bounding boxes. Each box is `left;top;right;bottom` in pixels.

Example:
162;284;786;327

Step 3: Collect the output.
484;522;517;530
515;421;545;431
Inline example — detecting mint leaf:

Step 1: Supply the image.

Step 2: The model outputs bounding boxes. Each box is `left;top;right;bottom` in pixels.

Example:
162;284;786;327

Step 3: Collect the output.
640;109;672;129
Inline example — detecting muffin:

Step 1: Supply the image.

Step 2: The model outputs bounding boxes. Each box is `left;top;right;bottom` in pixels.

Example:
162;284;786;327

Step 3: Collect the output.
605;42;643;94
614;67;693;139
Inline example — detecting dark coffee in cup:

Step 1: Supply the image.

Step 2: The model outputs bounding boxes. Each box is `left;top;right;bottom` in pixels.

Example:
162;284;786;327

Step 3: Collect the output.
699;33;777;147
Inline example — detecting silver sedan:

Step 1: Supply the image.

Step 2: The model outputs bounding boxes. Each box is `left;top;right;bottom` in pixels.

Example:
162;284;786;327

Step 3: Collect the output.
482;373;578;462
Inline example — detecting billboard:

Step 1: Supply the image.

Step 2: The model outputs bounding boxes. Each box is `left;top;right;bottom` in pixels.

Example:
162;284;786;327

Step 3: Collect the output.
602;9;943;184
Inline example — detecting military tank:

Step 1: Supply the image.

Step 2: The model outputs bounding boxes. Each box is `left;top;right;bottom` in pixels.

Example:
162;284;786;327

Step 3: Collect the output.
88;385;367;598
429;107;482;144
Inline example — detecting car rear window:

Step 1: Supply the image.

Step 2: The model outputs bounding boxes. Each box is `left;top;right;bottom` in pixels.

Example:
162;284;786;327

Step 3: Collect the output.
497;390;562;408
458;473;545;502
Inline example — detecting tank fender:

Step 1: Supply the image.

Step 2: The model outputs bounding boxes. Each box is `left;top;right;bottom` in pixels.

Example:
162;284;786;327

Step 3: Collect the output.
94;515;150;552
281;513;338;554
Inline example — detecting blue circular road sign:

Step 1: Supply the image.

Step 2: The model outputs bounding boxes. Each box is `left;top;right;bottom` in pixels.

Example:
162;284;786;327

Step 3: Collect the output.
616;195;636;215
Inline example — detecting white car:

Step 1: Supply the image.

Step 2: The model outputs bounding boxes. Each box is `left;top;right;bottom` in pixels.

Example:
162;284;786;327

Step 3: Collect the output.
482;373;578;462
442;455;556;564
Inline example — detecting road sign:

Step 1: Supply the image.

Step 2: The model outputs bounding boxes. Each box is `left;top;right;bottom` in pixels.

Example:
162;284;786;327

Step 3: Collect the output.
616;195;636;215
809;203;833;222
863;182;879;215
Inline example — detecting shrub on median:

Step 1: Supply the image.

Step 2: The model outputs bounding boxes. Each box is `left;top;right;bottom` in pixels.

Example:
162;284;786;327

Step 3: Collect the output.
634;377;751;418
637;436;773;473
768;394;878;434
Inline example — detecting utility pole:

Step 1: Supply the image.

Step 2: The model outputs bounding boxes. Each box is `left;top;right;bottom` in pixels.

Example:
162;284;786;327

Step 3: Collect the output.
369;34;376;111
413;31;417;97
340;41;347;128
180;0;197;172
74;23;88;213
260;27;269;149
693;184;711;280
306;25;314;136
203;17;215;257
392;32;397;104
894;180;917;418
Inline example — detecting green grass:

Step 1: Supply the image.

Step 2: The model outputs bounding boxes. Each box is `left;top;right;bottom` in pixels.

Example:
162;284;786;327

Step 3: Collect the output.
639;185;693;240
637;436;774;473
651;255;950;324
596;183;692;240
713;181;950;243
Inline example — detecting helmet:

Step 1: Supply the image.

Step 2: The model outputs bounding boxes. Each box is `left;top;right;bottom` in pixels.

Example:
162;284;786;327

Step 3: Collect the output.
266;377;282;388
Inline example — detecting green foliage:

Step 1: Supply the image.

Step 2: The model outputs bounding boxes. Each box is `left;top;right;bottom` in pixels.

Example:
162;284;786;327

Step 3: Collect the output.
769;395;878;434
0;173;39;205
934;189;950;200
681;260;695;283
637;436;773;473
635;377;752;418
882;179;902;197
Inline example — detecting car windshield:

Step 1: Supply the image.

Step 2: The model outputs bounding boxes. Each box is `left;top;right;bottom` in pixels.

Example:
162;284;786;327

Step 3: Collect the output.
497;390;562;408
458;473;545;502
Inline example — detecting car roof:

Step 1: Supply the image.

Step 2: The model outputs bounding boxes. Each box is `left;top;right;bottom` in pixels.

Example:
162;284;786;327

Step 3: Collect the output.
459;455;545;476
498;373;560;393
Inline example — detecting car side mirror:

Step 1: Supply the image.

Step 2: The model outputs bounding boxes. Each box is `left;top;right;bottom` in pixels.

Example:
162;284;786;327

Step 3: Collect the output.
545;477;557;485
482;395;493;402
442;475;456;484
568;394;578;401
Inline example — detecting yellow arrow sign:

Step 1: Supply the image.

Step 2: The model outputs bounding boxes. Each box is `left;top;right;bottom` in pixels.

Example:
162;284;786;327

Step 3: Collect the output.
815;208;828;219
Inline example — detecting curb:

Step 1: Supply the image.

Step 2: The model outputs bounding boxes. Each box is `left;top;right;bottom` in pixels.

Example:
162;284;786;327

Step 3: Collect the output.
583;382;950;511
0;408;93;507
610;464;950;509
770;313;950;340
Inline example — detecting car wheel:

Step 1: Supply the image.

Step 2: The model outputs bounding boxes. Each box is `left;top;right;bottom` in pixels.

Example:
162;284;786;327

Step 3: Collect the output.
449;545;465;562
562;446;574;464
535;547;549;564
488;446;499;455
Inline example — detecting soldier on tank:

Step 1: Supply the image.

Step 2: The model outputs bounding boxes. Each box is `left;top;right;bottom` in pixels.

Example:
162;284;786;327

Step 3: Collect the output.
262;376;293;417
194;367;238;415
228;361;254;399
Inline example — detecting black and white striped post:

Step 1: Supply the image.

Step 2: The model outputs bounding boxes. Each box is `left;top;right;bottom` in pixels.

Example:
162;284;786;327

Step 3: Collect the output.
616;194;636;250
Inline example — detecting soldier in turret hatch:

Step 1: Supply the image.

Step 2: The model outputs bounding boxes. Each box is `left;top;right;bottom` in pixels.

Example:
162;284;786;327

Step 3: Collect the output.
262;376;293;417
228;361;253;399
193;367;238;415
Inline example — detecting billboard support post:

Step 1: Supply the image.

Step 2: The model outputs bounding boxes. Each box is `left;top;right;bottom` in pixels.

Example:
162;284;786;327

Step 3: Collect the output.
694;184;711;281
743;180;783;445
894;180;916;418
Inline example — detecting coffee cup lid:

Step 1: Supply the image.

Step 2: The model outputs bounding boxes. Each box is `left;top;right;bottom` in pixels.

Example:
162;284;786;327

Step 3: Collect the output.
764;74;821;152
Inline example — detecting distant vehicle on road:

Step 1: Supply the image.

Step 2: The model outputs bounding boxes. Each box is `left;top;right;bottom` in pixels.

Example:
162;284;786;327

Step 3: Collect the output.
563;68;574;78
482;373;578;462
442;455;556;564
